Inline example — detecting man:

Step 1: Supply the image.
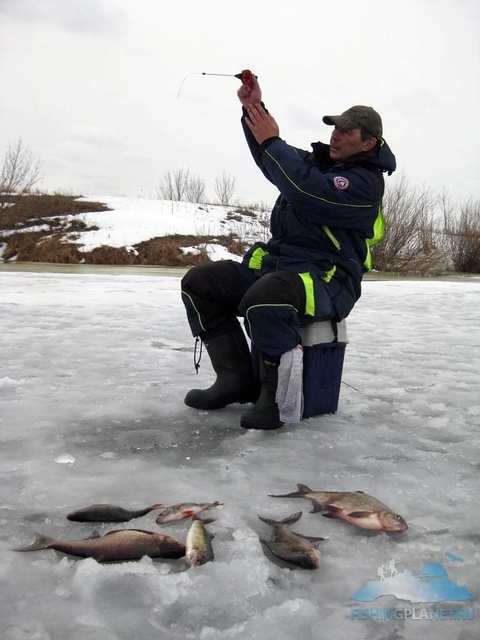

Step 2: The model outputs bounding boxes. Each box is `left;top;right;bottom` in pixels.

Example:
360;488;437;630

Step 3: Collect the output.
181;72;396;430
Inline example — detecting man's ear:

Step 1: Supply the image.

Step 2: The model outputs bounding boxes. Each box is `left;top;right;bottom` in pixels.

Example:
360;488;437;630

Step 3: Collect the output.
362;137;377;152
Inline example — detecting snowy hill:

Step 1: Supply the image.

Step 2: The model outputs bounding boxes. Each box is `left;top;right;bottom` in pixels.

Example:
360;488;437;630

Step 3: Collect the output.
0;195;271;264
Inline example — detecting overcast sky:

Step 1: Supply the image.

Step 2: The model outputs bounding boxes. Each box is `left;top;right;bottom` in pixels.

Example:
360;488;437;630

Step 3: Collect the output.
1;0;479;205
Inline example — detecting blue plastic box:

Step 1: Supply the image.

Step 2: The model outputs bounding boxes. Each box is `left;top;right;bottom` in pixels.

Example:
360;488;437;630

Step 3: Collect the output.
299;320;348;418
250;320;348;420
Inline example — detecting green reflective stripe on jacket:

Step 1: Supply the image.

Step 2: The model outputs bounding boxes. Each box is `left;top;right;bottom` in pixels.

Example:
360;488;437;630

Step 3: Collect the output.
363;206;385;271
248;246;269;270
298;272;316;316
321;265;336;283
322;225;340;250
264;150;373;209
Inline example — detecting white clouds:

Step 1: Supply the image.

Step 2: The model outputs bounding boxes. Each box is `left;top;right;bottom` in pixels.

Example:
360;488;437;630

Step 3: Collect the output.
0;0;479;203
0;0;128;36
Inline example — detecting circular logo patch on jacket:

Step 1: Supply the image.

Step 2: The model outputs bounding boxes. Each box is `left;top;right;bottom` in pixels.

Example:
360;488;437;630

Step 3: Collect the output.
333;176;349;190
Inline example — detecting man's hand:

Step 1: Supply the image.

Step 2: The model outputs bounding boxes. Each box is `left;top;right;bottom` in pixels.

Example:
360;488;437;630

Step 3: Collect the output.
237;73;262;106
244;103;280;144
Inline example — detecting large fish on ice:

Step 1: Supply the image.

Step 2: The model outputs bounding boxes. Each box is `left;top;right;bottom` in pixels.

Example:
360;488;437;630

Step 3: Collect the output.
269;483;407;532
66;502;165;522
13;528;186;562
258;511;324;570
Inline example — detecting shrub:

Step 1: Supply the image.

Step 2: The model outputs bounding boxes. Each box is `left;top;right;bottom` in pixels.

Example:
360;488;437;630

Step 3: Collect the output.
443;198;480;273
372;174;450;275
9;234;82;263
0;139;43;208
0;194;110;231
134;235;212;266
84;245;138;265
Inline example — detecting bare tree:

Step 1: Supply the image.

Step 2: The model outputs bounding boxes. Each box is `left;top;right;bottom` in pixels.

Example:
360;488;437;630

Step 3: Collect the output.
214;171;236;206
157;169;206;203
442;193;480;273
1;138;43;207
372;173;448;274
157;169;189;201
184;175;207;204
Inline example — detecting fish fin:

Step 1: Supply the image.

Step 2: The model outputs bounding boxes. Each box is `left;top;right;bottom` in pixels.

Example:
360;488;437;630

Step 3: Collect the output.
212;501;224;507
149;503;165;510
309;499;328;513
103;528;151;538
88;530;102;538
13;533;55;552
355;491;365;494
182;510;196;518
103;530;123;536
346;511;373;518
296;483;312;494
294;532;326;544
315;505;343;519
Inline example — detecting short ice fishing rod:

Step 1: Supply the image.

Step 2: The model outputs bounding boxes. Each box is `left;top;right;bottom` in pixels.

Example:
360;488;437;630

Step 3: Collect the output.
177;69;257;97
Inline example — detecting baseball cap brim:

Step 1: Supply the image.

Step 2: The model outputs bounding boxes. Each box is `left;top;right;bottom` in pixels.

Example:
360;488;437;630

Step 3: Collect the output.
323;114;354;129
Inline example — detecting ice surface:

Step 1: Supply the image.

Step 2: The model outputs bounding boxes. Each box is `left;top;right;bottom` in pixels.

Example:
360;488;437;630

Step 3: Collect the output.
1;269;479;640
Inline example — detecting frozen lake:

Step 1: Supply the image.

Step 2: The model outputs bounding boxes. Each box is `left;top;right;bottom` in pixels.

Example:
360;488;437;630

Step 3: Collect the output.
1;268;479;640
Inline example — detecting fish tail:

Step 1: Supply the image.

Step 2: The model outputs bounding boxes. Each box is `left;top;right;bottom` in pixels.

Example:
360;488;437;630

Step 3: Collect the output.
280;511;303;525
193;516;216;525
268;483;312;499
258;511;303;527
13;533;55;552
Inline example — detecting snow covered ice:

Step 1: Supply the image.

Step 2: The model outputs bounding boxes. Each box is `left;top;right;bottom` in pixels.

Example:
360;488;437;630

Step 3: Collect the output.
1;199;479;638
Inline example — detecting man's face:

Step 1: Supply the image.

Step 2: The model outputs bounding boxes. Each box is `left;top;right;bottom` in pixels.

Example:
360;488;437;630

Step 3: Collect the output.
329;125;375;161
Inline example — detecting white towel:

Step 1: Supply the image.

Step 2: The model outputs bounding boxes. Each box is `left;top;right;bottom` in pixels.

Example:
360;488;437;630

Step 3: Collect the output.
275;345;304;423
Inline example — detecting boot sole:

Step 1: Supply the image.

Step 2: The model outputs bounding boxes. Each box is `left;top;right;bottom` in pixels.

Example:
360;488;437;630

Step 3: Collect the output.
184;396;259;411
239;419;284;430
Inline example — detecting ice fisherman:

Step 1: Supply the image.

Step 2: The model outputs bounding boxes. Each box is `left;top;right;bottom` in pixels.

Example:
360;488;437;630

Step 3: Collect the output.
180;71;396;430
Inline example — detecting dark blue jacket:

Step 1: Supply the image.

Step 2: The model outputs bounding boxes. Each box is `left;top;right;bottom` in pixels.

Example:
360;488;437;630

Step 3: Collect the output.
241;108;396;320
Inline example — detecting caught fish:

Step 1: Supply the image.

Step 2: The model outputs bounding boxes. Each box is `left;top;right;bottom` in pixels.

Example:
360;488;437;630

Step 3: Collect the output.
66;502;165;522
269;483;407;533
155;501;224;524
185;517;215;566
258;511;324;570
13;528;186;562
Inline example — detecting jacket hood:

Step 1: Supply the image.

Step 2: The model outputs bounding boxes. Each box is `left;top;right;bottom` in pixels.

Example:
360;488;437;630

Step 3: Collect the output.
360;138;396;175
311;139;396;176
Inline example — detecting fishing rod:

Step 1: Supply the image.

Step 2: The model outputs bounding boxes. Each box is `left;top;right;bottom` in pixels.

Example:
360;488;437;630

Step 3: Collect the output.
177;69;257;97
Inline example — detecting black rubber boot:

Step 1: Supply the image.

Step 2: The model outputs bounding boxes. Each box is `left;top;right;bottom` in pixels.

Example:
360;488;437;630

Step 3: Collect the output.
240;359;284;430
184;327;260;410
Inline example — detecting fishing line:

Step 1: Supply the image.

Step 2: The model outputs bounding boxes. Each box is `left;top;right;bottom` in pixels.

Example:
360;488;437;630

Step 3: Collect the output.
177;70;256;97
